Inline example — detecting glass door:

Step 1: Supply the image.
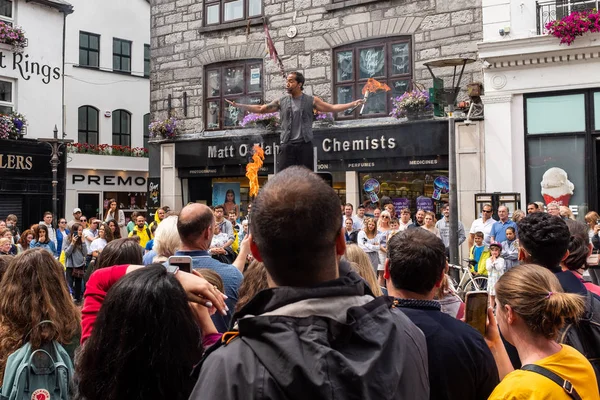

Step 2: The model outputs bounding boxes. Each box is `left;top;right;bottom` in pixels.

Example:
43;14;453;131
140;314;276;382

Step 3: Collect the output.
78;193;100;220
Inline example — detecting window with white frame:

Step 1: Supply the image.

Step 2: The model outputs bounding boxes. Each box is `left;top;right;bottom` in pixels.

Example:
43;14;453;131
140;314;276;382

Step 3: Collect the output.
0;0;13;26
0;80;13;114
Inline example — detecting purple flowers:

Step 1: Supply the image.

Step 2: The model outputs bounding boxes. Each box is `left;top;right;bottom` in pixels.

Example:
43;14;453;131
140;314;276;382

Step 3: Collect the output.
390;90;431;118
0;111;26;140
149;116;178;138
546;9;600;45
0;22;26;51
240;112;280;128
315;111;334;121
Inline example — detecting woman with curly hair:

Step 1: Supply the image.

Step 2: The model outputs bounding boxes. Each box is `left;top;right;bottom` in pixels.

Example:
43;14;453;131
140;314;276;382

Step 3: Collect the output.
15;229;34;253
0;248;80;383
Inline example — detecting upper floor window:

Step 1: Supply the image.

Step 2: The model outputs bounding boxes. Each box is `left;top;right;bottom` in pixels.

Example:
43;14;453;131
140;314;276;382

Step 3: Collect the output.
205;59;263;130
143;113;150;148
333;37;412;119
78;106;99;145
112;109;131;146
0;79;13;114
144;44;150;77
204;0;262;26
113;38;132;73
0;0;13;25
79;32;100;68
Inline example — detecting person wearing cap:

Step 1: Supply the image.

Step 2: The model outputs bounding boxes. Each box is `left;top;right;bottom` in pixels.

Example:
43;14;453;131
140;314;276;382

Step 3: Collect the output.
486;241;505;307
68;208;82;230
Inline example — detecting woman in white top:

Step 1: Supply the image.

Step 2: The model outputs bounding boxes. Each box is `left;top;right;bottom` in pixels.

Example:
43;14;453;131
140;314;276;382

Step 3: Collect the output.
104;198;127;239
421;211;441;238
357;217;380;274
89;222;113;258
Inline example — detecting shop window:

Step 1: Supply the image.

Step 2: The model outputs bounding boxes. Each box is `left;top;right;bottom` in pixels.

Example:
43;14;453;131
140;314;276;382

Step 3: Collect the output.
595;92;600;131
526;94;586;134
112;109;131;146
526;135;586;207
334;37;412;119
359;170;449;217
0;79;13;114
204;0;262;26
78;106;99;145
113;38;132;73
205;59;263;130
79;31;100;68
0;0;12;25
144;44;150;77
143;113;150;149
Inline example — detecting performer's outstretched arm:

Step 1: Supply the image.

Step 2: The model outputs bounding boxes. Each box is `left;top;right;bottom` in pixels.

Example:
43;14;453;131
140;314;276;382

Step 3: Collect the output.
225;99;280;114
313;96;364;113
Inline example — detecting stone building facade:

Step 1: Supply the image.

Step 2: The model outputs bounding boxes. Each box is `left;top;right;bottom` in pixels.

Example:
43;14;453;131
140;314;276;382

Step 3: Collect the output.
150;0;483;131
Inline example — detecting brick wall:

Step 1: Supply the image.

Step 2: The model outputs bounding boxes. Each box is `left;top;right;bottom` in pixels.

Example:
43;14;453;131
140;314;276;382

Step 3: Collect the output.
150;0;482;133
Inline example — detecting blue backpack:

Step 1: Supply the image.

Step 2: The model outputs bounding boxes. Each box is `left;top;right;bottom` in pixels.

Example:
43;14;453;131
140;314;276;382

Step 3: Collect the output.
0;321;73;400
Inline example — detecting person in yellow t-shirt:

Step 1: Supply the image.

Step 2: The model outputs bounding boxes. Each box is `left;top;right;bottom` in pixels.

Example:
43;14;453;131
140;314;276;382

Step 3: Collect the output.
128;215;152;248
484;264;599;400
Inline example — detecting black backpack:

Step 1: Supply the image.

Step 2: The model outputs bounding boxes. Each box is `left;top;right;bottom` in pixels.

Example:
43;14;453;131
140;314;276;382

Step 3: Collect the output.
558;291;600;387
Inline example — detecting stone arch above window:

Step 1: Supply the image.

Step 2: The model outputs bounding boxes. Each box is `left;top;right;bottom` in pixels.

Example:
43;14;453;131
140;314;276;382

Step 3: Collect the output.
196;43;266;66
323;17;424;48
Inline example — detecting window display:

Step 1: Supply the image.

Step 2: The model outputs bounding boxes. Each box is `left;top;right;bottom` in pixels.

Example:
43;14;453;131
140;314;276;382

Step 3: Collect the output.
359;170;449;218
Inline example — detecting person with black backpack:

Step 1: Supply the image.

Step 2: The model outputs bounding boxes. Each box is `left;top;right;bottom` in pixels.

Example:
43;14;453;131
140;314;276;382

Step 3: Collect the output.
486;264;598;399
0;248;80;399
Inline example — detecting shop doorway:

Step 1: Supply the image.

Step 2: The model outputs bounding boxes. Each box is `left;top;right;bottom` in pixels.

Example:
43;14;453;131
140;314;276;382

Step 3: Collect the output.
78;193;100;220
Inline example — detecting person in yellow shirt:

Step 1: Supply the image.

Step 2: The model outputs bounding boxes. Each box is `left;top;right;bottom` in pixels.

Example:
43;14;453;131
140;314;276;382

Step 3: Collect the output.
128;215;152;248
485;264;598;399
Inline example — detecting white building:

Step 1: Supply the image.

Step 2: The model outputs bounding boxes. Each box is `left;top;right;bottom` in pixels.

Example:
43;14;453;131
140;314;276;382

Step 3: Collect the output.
0;0;73;227
480;0;600;215
63;0;150;222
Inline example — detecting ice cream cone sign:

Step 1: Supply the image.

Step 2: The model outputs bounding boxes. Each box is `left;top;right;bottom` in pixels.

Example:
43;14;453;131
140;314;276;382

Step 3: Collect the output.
246;145;265;198
541;167;574;206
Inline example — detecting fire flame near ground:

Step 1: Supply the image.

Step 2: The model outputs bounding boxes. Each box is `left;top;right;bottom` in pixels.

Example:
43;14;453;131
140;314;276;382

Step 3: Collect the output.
246;145;265;198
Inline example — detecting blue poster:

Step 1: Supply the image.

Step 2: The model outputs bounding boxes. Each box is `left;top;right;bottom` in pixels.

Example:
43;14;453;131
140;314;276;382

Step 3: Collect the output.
212;183;241;215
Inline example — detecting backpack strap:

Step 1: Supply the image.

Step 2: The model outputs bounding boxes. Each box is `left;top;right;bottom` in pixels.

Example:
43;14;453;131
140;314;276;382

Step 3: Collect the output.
521;364;582;400
24;320;56;342
146;227;152;239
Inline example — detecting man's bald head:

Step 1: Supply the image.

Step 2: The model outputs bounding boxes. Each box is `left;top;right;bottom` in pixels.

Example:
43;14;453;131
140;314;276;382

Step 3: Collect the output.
177;203;214;247
252;166;342;286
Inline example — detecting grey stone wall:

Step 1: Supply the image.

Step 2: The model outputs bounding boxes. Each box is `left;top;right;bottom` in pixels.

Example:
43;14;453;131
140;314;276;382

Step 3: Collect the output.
150;0;482;133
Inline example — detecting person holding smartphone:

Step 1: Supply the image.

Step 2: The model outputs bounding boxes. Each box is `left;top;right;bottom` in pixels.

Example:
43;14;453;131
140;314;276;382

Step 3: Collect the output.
384;228;499;400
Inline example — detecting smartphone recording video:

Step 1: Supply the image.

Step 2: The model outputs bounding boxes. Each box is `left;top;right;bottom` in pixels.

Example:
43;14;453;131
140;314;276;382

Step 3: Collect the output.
168;256;193;273
465;291;488;336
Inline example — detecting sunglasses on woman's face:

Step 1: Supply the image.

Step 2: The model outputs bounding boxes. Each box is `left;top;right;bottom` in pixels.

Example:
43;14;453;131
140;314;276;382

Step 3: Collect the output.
80;219;87;222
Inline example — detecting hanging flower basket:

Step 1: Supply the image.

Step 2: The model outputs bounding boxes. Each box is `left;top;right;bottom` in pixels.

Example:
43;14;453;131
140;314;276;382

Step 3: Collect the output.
0;112;27;140
241;112;280;131
149;116;179;139
390;90;432;120
67;143;148;158
546;9;600;45
0;22;27;52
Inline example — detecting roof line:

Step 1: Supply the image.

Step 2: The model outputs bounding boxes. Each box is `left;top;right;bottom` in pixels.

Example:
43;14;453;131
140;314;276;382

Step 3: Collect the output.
25;0;74;15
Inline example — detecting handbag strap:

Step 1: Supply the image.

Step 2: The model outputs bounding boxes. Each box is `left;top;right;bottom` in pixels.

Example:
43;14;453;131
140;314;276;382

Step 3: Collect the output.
521;364;582;400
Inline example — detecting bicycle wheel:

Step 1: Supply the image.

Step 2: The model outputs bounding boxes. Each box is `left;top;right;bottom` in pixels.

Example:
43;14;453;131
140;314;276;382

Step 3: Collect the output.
463;276;488;293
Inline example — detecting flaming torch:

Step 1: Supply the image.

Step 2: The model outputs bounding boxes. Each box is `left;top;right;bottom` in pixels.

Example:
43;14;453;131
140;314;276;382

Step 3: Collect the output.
246;145;265;198
345;78;392;115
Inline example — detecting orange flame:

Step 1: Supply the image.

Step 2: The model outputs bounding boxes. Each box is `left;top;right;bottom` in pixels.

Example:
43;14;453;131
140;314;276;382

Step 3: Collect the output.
246;145;265;198
362;78;391;95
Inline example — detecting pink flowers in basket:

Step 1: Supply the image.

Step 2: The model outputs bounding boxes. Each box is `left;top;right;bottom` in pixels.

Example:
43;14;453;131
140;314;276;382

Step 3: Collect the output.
546;9;600;45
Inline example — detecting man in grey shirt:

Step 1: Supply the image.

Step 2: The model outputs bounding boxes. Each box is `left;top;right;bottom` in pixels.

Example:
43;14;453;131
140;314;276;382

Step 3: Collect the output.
435;203;466;256
227;71;364;171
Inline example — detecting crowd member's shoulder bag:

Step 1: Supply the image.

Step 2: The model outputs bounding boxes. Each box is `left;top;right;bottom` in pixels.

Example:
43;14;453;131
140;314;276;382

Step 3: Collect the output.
0;321;73;400
558;291;600;388
521;364;581;400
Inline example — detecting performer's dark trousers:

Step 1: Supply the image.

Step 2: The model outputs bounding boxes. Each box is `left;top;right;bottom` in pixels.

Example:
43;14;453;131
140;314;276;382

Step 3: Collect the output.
278;141;313;172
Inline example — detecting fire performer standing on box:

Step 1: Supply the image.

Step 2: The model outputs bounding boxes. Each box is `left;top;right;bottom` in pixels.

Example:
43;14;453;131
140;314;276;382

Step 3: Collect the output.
226;72;364;172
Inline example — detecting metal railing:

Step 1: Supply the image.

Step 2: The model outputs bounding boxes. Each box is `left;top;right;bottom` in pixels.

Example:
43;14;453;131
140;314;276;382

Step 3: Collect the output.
536;0;599;35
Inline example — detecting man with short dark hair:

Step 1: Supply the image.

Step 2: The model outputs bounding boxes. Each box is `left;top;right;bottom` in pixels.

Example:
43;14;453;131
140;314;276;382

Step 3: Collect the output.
191;167;429;399
175;203;242;332
354;204;365;230
385;228;499;400
128;215;152;248
68;208;82;230
213;204;234;244
490;206;517;243
526;202;539;214
411;209;426;228
226;72;364;171
469;203;496;248
435;204;466;254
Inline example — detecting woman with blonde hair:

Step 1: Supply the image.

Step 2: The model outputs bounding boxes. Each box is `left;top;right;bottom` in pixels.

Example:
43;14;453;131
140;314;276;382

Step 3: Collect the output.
486;264;597;398
559;206;575;221
151;215;181;263
0;248;80;383
421;211;441;238
344;244;383;296
357;217;380;273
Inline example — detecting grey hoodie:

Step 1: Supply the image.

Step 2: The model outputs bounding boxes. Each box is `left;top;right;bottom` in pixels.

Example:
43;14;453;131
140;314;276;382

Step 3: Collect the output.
64;241;88;269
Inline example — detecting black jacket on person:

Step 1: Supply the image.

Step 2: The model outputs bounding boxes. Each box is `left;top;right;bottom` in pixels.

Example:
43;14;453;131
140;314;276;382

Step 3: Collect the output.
190;273;430;400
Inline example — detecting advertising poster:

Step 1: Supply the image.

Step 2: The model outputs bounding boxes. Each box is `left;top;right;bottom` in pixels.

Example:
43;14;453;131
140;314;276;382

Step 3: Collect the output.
392;198;410;215
147;178;161;216
416;196;434;212
212;183;241;214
